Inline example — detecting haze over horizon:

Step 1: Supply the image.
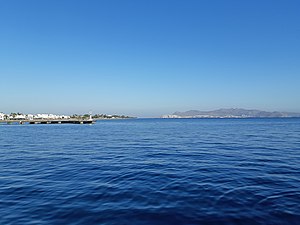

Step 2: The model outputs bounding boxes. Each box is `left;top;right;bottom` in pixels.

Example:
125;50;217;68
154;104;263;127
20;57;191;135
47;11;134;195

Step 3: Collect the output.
1;0;300;117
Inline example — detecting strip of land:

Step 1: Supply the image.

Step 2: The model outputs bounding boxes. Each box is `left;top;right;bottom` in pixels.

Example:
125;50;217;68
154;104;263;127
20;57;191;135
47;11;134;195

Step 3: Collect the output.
162;108;300;118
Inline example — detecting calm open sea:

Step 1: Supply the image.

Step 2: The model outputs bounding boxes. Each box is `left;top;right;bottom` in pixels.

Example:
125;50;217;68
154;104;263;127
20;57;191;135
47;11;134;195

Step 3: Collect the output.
0;118;300;225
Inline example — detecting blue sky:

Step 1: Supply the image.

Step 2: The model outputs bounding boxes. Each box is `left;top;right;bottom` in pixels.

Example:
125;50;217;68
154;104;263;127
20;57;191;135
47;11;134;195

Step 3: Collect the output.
0;0;299;117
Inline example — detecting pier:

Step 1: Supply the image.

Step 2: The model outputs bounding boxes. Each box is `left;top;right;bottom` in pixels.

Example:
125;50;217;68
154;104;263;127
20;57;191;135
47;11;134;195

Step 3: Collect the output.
0;119;95;125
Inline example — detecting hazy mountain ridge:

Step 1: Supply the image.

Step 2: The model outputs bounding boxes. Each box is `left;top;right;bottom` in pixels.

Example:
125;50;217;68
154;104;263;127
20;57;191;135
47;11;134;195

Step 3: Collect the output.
162;108;300;118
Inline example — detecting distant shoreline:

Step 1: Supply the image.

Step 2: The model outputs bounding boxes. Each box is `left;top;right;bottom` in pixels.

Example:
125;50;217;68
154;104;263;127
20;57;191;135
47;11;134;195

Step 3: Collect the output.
161;108;300;119
160;116;300;119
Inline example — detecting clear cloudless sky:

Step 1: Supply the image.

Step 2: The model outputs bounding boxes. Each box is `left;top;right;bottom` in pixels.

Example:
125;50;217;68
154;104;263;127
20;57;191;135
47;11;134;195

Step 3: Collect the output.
0;0;299;117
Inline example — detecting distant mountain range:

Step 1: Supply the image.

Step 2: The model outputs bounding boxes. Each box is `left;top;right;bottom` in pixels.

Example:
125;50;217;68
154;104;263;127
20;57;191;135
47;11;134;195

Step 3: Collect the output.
161;108;300;118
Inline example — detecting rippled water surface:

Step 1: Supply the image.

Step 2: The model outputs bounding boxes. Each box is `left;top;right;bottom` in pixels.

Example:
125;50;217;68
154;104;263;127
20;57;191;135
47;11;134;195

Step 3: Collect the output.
1;118;300;225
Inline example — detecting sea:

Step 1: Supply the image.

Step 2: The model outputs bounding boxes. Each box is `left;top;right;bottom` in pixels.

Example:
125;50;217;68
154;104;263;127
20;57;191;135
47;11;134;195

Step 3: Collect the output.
0;118;300;225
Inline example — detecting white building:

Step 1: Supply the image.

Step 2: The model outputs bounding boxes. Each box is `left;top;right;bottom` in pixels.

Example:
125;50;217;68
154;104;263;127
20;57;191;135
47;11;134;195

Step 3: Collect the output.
0;113;5;120
34;114;70;120
14;114;26;120
26;114;34;120
60;115;70;119
35;114;52;119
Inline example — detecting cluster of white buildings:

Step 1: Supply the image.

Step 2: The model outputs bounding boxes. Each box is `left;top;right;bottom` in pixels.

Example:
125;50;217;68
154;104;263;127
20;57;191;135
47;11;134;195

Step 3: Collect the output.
0;112;70;120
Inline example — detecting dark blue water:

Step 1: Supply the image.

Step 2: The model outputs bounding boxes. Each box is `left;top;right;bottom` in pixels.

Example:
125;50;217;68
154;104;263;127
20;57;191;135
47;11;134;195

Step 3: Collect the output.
1;118;300;225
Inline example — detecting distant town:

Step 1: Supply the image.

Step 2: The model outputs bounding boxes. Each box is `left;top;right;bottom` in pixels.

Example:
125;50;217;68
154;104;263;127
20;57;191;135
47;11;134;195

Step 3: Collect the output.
0;112;133;121
162;108;300;119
